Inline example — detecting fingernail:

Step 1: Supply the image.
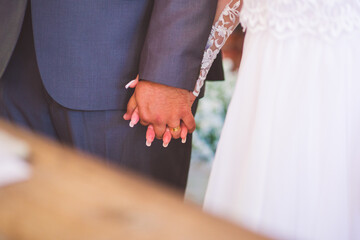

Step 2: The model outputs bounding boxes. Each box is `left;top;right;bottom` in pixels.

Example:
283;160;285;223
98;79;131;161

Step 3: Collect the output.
129;121;135;128
125;79;136;89
163;142;169;148
182;137;187;144
131;113;139;126
123;113;127;119
146;140;152;147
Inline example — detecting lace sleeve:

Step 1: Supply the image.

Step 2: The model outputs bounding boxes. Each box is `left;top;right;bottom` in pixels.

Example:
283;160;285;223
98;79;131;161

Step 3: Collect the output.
193;0;242;97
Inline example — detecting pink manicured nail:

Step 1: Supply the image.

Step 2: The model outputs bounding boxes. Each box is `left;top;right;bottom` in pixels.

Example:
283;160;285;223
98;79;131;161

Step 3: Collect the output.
129;112;139;128
163;128;171;148
125;79;136;89
180;125;188;144
146;125;155;147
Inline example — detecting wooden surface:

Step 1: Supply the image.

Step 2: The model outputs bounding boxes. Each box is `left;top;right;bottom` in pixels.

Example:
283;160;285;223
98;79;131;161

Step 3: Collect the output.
0;120;268;240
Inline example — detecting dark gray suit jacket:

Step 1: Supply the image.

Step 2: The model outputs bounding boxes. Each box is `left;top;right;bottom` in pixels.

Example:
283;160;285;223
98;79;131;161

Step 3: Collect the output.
1;0;223;111
0;0;27;78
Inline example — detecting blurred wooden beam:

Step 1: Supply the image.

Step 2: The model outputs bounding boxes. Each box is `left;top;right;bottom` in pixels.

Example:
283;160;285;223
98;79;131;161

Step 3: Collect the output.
0;119;268;240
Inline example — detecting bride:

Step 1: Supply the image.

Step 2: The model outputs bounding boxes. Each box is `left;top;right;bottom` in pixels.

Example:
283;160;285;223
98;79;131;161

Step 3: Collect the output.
129;0;360;239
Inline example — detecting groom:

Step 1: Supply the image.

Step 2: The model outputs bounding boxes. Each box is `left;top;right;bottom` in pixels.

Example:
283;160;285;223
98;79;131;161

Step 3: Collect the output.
0;0;223;191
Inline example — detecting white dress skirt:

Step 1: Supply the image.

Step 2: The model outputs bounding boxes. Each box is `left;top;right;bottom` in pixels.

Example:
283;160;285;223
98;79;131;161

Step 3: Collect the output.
204;28;360;239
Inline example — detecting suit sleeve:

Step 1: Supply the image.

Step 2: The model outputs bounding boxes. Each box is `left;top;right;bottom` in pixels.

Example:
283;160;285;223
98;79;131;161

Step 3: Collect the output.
0;0;27;78
139;0;220;91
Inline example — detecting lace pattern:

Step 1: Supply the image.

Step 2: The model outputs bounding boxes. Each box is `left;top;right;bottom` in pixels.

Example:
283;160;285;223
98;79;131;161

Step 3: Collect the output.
193;0;360;96
240;0;360;39
193;0;241;96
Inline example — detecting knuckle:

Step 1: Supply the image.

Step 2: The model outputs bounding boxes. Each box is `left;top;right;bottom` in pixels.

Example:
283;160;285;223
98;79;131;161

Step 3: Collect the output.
139;112;150;123
180;108;188;117
140;120;148;126
169;118;180;127
191;124;196;132
154;115;164;125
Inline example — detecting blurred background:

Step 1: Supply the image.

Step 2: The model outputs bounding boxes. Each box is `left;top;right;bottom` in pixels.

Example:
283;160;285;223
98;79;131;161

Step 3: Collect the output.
186;26;245;204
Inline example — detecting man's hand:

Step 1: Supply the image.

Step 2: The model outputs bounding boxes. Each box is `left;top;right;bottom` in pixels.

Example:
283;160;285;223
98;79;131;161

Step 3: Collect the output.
124;80;196;139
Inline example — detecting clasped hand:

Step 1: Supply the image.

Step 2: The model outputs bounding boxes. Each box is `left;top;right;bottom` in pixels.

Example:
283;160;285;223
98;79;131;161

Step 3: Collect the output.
123;77;196;147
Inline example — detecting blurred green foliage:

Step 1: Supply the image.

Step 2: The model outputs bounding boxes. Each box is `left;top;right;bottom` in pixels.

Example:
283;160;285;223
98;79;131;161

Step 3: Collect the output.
192;59;238;161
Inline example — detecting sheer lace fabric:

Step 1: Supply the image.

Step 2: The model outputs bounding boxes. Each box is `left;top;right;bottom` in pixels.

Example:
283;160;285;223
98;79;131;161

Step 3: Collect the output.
193;0;241;96
193;0;360;96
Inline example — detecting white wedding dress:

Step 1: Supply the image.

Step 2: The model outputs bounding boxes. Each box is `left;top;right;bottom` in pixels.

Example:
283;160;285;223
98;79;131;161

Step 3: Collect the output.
201;0;360;239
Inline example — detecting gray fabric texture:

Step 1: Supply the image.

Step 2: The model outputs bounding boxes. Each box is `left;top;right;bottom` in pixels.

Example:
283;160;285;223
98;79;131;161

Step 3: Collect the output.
30;0;223;110
0;1;217;191
0;0;27;77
